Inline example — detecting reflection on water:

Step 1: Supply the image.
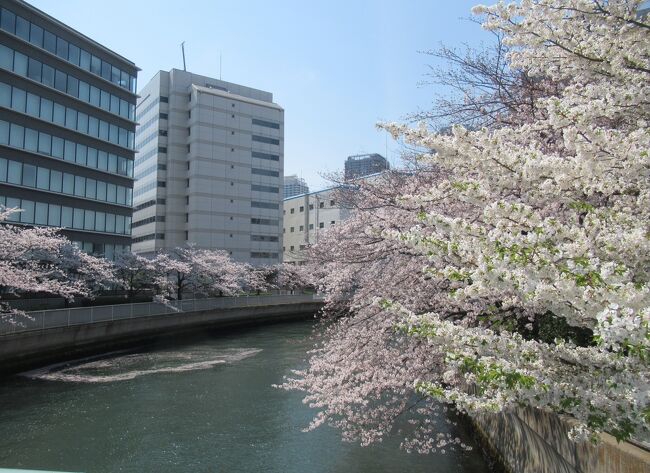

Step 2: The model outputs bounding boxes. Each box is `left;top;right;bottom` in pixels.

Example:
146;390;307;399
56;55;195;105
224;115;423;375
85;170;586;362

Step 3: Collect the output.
23;348;262;383
0;321;492;473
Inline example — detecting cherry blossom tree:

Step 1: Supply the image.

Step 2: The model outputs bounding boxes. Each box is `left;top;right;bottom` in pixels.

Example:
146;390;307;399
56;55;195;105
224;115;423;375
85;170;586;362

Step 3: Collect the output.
113;252;159;300
153;246;252;300
284;0;650;451
0;208;114;320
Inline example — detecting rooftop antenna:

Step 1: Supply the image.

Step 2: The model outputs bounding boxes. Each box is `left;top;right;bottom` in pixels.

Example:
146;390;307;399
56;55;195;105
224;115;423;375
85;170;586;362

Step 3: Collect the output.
181;41;187;71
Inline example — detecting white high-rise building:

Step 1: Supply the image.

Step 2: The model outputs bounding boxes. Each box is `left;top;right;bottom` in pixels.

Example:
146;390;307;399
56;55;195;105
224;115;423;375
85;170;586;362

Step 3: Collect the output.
132;69;284;264
284;175;309;198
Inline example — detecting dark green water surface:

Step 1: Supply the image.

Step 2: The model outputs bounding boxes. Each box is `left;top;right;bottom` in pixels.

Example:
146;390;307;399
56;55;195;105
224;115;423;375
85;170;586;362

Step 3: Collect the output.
0;321;491;472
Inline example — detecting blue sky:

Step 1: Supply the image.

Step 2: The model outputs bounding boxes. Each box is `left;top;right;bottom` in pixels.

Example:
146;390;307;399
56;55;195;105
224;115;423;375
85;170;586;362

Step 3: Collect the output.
29;0;491;190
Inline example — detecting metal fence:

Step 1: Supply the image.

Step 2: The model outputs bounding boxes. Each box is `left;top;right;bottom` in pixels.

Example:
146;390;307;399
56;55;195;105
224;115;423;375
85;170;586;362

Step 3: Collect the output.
1;294;322;336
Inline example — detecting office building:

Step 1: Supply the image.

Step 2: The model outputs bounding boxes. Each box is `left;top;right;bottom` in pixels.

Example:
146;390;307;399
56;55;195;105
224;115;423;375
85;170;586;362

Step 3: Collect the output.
344;153;389;180
283;187;349;264
0;0;138;259
132;69;283;264
284;174;308;198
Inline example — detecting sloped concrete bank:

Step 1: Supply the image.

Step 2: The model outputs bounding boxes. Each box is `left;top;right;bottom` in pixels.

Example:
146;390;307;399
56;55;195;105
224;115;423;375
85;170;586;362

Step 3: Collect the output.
470;406;650;473
0;301;323;374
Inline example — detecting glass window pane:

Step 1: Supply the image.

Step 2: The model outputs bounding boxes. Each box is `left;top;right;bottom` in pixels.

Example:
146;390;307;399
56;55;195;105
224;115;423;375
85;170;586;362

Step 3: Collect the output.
40;98;53;121
21;200;34;224
29;23;43;48
25;128;38;152
27;57;41;82
77;112;88;133
50;170;62;192
117;186;126;205
1;8;16;34
99;121;108;141
116;215;125;234
120;70;128;89
95;211;105;232
0;120;7;145
0;157;5;181
98;151;108;171
9;123;24;148
53;103;65;125
111;66;120;85
26;92;40;117
48;204;61;226
107;183;116;202
62;173;74;193
74;175;85;196
56;37;68;59
108;153;117;172
73;208;84;229
22;164;36;187
51;136;64;158
43;30;56;54
109;124;118;143
6;197;20;221
84;209;94;230
80;50;90;71
54;70;66;92
64;140;75;161
85;178;96;199
110;94;119;114
96;180;106;201
66;75;78;97
89;86;99;107
36;167;49;189
0;83;9;107
64;107;76;129
15;16;29;40
68;44;80;65
78;80;89;102
75;143;87;165
0;44;12;70
38;132;51;154
35;202;48;225
7;160;21;184
87;147;97;168
13;51;27;76
88;116;99;137
61;206;72;227
11;87;26;113
90;55;101;75
41;64;54;87
101;61;111;81
100;90;109;111
105;213;115;233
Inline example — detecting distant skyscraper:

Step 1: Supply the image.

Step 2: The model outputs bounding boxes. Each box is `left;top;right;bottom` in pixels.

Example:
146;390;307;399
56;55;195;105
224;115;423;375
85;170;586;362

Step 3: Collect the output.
344;153;389;180
131;69;283;264
284;175;308;198
0;0;138;259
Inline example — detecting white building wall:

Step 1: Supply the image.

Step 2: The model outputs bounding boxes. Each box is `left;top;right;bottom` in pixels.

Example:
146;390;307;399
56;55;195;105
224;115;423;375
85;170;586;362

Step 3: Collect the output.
132;69;283;264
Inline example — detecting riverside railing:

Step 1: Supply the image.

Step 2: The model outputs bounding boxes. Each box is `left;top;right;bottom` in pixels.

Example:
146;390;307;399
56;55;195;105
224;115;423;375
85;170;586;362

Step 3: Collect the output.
0;294;322;336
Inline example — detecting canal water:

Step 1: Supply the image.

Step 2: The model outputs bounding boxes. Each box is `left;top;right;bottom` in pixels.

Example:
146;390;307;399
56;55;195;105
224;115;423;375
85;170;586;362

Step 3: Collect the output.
0;321;491;472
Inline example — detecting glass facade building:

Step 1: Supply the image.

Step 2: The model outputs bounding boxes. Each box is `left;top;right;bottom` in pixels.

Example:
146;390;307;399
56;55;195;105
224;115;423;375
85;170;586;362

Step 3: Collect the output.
0;0;137;259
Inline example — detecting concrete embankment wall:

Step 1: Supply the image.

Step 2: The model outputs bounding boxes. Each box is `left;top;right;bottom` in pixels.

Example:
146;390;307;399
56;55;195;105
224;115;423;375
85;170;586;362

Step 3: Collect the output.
471;407;650;473
0;301;323;374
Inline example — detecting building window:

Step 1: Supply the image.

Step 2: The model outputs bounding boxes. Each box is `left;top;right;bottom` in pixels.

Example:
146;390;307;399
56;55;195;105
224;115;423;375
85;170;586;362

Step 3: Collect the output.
309;224;314;230
299;225;304;231
319;222;324;229
330;221;336;225
290;208;294;214
309;204;314;210
290;246;294;251
319;202;324;208
330;200;335;206
290;227;294;232
299;206;304;212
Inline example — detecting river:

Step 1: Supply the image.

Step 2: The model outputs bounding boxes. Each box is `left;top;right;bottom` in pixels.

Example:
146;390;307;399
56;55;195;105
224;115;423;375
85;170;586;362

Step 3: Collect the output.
0;320;491;472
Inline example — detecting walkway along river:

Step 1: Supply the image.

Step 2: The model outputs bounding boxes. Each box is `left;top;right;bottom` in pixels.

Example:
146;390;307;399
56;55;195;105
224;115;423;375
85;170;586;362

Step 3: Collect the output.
0;320;492;472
